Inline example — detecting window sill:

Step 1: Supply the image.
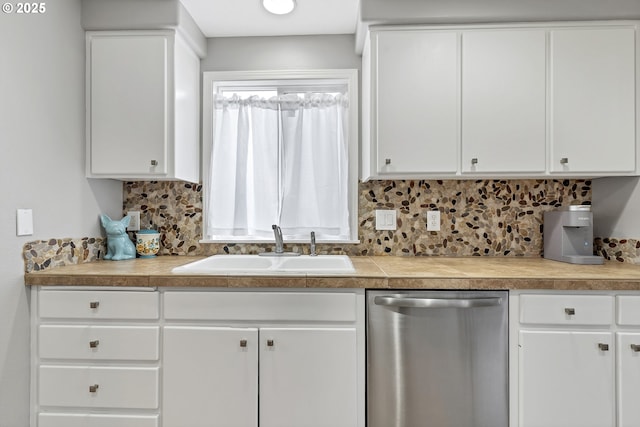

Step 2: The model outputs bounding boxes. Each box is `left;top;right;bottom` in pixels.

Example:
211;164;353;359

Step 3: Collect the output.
199;238;361;245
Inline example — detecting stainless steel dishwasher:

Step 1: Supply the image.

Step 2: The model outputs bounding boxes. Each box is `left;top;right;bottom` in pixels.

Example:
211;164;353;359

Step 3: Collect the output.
367;290;508;427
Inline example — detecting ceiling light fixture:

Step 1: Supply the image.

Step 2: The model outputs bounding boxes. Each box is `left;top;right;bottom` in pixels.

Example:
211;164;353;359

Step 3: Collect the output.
262;0;296;15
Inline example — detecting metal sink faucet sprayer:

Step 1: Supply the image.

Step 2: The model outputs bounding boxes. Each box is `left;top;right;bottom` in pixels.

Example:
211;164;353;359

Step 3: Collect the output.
310;231;317;256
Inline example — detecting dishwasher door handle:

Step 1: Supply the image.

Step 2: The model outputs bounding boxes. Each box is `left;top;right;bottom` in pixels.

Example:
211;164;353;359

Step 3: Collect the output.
373;296;503;309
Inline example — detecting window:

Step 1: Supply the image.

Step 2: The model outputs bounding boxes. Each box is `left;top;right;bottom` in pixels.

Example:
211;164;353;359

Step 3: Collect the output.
201;70;359;243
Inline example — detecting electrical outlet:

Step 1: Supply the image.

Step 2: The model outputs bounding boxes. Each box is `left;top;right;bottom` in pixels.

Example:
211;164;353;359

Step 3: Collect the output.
127;211;141;231
427;210;440;231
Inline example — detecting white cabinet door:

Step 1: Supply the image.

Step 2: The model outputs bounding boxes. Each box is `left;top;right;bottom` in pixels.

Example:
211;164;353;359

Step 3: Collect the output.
163;326;258;427
549;27;636;173
374;30;459;175
89;34;168;176
461;30;546;173
260;328;357;427
617;333;640;427
519;330;614;427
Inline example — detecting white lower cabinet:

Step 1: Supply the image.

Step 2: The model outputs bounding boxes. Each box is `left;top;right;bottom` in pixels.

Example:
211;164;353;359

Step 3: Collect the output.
31;287;364;427
39;366;158;409
163;327;259;427
616;295;640;427
31;288;161;427
519;330;614;427
259;327;357;427
514;292;640;427
162;291;363;427
617;333;640;427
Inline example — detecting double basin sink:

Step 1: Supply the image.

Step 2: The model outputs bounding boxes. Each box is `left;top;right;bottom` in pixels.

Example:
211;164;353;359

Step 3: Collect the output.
172;254;355;275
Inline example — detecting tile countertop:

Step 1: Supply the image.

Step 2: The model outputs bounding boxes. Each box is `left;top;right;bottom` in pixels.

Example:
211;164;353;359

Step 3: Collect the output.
22;256;640;290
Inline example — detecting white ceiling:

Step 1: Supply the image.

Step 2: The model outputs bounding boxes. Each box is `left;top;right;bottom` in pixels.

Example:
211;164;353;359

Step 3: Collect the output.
180;0;360;38
181;0;640;39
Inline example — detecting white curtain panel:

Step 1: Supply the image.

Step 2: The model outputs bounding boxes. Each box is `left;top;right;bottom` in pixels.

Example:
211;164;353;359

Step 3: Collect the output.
279;94;350;239
207;94;349;241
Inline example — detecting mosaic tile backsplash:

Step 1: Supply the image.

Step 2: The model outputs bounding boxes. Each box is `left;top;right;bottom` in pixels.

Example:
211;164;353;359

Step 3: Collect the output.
122;179;592;258
595;238;640;264
27;179;640;273
23;237;105;273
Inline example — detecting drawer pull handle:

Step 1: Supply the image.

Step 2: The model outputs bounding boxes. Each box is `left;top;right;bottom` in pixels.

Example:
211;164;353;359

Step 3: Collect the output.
267;339;274;347
385;158;391;165
631;344;640;352
89;384;99;393
240;339;247;348
89;340;100;348
598;343;609;351
471;158;478;165
564;308;575;315
89;301;99;309
150;160;158;166
560;157;569;164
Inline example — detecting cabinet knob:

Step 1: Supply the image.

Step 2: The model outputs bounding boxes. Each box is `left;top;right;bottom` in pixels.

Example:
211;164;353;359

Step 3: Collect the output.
240;339;247;348
560;157;569;164
89;340;100;349
150;160;158;166
267;339;274;347
471;158;478;165
631;344;640;352
598;343;609;351
564;308;575;315
89;384;99;393
385;158;391;165
89;301;99;309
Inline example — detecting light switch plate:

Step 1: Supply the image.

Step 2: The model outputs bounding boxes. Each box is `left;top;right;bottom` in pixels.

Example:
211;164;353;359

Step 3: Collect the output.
17;208;33;236
427;210;441;231
375;209;397;231
127;211;141;231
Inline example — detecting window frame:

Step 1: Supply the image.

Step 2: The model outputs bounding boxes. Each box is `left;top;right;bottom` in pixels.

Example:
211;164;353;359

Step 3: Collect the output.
201;69;359;244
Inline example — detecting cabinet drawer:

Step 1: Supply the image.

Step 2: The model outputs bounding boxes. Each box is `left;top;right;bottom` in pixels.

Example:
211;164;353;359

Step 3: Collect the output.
617;296;640;325
164;291;356;322
39;366;158;409
39;325;159;361
520;294;613;325
39;290;159;319
38;413;158;427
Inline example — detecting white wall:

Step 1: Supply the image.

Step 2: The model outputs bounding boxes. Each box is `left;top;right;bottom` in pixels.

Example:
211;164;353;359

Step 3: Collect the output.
202;34;361;71
0;1;122;425
592;176;640;238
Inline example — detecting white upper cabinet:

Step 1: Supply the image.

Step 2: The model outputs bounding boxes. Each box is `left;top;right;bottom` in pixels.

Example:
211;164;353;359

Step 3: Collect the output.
362;22;639;180
461;30;546;174
363;30;459;179
549;27;636;174
86;31;200;183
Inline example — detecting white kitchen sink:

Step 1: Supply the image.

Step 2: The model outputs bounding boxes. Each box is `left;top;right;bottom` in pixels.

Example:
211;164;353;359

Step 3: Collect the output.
171;254;355;275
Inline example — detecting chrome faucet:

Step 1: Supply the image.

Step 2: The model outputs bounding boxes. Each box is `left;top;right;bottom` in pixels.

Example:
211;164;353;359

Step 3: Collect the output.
310;231;317;256
259;224;299;256
272;224;284;254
